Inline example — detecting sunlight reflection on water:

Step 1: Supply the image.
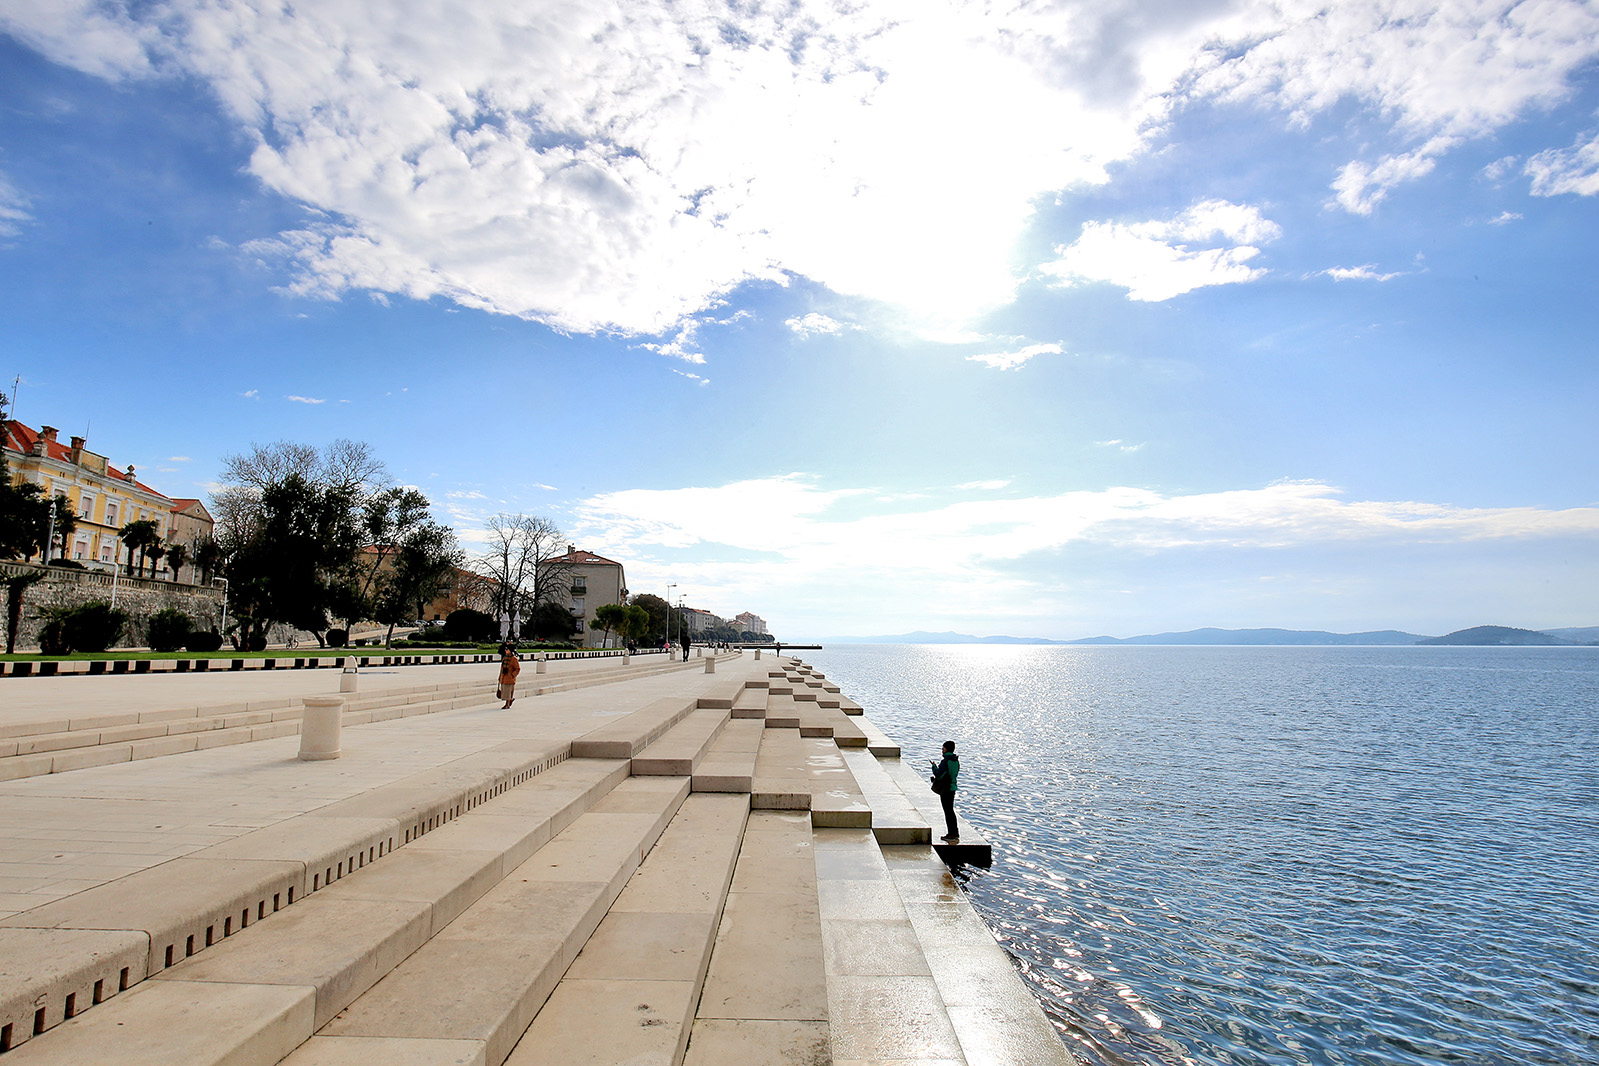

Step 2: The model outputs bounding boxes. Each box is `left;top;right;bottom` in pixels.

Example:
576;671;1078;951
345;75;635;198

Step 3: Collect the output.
803;645;1599;1066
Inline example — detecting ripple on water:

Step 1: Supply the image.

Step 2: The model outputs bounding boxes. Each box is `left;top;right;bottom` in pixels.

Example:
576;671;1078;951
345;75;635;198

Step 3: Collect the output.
804;645;1599;1066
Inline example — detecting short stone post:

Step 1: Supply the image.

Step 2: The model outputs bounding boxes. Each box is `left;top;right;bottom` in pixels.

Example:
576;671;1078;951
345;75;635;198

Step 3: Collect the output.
623;652;631;664
704;655;716;674
536;654;548;675
754;649;761;660
340;663;358;693
299;695;345;761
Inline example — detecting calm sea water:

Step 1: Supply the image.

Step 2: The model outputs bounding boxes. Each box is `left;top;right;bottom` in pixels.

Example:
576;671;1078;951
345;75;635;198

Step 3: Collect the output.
801;644;1599;1066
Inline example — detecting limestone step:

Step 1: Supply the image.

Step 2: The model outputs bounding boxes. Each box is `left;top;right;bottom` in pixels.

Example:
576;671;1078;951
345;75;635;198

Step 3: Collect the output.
750;728;809;811
684;810;827;1066
803;737;872;830
316;776;691;1066
838;748;932;845
631;708;731;776
879;756;993;868
0;740;584;1054
762;694;800;730
502;792;750;1066
854;714;901;757
691;719;763;794
882;845;1075;1065
569;696;699;760
730;686;767;720
836;696;863;716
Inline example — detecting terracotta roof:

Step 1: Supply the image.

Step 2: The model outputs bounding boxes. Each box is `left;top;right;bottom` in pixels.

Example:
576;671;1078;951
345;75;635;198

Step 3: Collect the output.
551;548;624;567
4;419;173;502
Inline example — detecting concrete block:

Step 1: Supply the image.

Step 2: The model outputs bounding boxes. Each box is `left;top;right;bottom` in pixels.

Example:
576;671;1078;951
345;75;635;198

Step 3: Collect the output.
405;815;551;879
153;895;430;1028
195;727;253;750
15;730;101;755
0;857;305;976
0;928;148;1050
66;713;139;731
0;719;69;740
564;911;718;984
280;1036;486;1066
631;708;728;776
698;892;827;1022
136;706;202;724
97;722;170;744
0;978;312;1066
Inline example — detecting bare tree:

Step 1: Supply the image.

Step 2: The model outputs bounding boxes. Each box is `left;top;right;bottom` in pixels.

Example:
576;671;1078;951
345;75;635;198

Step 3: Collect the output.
476;514;573;636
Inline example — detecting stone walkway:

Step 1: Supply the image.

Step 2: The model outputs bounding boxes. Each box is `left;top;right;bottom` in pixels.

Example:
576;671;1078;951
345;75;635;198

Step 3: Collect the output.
0;652;1074;1065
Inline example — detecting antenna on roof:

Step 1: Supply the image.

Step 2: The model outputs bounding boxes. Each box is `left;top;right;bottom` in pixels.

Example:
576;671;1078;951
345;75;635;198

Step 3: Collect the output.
7;374;18;419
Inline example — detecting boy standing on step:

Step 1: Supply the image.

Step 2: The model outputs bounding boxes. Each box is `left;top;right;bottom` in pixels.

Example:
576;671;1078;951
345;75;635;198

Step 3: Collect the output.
931;740;960;842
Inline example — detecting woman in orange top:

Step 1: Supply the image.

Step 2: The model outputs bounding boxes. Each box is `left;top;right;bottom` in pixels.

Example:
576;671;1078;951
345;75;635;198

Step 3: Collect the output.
497;642;521;708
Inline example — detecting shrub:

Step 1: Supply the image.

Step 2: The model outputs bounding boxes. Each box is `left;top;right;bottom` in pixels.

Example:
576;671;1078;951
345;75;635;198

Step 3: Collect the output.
148;608;193;652
326;628;348;648
38;619;70;655
46;559;85;570
443;608;497;643
62;601;128;653
185;628;224;652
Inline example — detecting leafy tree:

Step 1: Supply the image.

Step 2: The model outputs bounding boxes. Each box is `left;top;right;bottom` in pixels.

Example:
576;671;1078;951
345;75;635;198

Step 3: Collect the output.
590;602;629;647
529;599;580;642
148;608;193;652
372;521;461;646
622;604;650;646
343;486;434;626
630;593;670;645
146;542;166;580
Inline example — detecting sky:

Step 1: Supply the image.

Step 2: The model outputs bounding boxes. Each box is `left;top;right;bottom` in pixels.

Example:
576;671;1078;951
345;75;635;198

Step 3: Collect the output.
2;0;1597;641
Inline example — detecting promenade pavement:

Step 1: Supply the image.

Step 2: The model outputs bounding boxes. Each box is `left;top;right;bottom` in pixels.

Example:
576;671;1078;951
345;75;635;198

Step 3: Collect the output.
0;651;1073;1066
0;653;707;920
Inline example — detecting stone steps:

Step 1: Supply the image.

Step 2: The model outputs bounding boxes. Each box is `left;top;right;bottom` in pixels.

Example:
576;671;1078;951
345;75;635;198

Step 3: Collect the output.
803;737;873;829
311;775;692;1066
502;792;750;1066
631;708;731;776
684;810;828;1066
0;681;500;782
0;738;586;1056
691;719;763;794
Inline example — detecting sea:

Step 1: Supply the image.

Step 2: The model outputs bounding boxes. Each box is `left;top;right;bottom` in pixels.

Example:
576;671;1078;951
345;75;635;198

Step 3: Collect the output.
800;644;1599;1066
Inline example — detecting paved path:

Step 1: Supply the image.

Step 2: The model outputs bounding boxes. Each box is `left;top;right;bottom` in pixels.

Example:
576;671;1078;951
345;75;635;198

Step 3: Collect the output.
0;654;734;920
0;653;666;734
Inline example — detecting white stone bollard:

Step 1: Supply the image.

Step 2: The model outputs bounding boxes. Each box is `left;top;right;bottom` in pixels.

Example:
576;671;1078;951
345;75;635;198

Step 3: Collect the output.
704;655;716;674
754;649;761;660
623;653;631;665
299;695;345;761
339;664;358;693
536;654;547;674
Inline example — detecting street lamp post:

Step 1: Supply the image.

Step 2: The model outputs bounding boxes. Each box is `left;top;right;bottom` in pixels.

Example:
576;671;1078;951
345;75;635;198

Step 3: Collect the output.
665;583;676;649
218;576;230;644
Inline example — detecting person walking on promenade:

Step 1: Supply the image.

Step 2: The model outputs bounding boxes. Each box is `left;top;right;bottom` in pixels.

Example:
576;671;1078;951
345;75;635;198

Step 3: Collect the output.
680;631;691;661
931;740;961;842
497;642;520;709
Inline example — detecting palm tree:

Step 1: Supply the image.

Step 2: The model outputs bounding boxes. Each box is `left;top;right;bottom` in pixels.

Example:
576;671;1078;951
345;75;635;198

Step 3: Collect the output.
117;519;160;577
165;542;189;583
146;543;166;580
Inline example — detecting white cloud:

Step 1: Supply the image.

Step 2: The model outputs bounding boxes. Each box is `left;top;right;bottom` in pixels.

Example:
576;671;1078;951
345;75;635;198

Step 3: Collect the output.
785;313;856;338
168;456;192;462
1330;136;1457;214
956;479;1011;491
240;389;259;398
0;173;31;237
1321;264;1401;281
967;342;1062;370
1095;440;1144;453
1487;210;1523;225
285;394;325;404
1526;131;1599;196
9;1;1599;332
1041;200;1280;301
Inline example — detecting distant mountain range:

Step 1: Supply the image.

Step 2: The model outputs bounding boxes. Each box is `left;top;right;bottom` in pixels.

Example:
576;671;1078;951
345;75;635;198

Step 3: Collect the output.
827;625;1599;646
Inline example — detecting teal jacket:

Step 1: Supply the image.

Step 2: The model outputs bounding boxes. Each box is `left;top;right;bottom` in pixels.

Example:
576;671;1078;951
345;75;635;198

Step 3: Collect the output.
933;754;959;794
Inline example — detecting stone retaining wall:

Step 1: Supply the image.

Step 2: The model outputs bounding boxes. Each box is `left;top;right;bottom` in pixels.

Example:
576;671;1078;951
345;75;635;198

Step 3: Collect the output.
1;564;224;652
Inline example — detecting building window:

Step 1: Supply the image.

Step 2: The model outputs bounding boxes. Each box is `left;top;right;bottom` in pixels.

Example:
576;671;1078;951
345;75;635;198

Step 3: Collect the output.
99;543;113;563
105;501;118;527
74;538;89;560
78;494;95;519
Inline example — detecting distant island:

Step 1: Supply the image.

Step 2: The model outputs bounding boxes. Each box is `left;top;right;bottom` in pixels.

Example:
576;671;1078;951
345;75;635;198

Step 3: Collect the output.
827;625;1599;646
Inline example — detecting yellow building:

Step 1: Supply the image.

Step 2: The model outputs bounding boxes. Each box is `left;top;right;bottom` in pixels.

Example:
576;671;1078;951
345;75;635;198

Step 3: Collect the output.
3;420;213;576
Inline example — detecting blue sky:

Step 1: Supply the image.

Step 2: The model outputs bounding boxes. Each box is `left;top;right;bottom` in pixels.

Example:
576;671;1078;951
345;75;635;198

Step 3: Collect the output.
2;1;1597;640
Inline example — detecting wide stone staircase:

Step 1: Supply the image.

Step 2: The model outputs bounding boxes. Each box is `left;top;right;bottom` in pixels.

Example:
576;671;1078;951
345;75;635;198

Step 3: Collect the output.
0;659;1054;1066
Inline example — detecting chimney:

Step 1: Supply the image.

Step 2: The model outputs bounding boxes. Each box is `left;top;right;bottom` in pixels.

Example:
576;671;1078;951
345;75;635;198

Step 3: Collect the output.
41;426;58;443
32;426;56;456
126;464;136;481
567;544;575;555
